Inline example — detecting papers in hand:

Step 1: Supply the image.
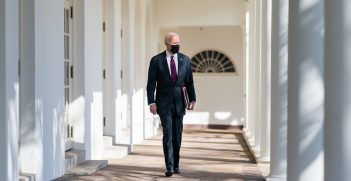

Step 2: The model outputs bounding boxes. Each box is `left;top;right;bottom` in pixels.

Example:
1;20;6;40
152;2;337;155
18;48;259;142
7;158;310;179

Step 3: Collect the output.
182;86;190;109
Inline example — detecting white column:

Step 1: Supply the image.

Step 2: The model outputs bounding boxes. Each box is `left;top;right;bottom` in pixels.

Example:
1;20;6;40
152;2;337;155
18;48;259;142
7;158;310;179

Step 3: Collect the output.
117;0;130;145
144;1;156;139
253;0;262;153
36;1;66;179
267;0;288;180
132;0;145;144
102;0;114;137
116;0;136;148
0;0;19;180
19;0;42;178
242;7;247;132
74;0;104;159
102;0;123;142
126;0;136;146
287;0;324;180
72;0;86;151
113;0;123;144
19;0;65;180
83;0;103;160
325;0;351;180
258;0;271;161
244;0;255;142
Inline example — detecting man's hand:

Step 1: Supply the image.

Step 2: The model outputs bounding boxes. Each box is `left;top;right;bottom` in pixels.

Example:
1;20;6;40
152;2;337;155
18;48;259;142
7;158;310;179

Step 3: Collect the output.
187;101;195;110
150;104;157;115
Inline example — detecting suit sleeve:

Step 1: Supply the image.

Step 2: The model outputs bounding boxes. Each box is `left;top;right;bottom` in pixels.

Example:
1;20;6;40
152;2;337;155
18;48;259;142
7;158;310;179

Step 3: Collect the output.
185;58;196;102
146;57;157;105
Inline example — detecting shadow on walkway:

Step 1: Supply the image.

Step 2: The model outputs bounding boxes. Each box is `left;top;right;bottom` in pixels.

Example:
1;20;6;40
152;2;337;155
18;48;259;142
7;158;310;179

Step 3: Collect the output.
54;129;265;181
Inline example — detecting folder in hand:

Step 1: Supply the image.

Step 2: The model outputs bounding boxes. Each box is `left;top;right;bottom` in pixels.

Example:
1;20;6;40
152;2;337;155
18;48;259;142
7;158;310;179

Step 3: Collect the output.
182;86;190;109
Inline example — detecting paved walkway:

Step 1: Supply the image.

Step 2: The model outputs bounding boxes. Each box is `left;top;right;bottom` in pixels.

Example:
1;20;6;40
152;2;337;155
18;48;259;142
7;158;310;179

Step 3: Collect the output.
55;130;266;181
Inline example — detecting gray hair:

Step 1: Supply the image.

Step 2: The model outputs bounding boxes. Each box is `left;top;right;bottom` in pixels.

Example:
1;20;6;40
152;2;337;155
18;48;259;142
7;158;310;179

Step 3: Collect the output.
164;32;179;45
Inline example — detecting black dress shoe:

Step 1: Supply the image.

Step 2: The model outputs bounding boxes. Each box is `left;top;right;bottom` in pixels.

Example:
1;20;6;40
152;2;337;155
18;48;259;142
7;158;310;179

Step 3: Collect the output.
165;171;173;177
174;169;180;174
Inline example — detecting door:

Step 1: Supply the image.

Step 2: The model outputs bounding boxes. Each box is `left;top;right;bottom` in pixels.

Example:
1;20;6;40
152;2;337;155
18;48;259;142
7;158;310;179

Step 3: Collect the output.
102;0;107;135
64;0;74;151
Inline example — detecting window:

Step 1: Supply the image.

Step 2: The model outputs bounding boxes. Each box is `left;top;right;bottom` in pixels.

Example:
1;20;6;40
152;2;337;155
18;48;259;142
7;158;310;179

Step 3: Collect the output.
191;50;236;73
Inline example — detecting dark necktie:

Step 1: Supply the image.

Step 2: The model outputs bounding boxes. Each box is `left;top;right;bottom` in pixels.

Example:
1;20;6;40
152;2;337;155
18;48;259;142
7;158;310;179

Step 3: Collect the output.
170;55;177;83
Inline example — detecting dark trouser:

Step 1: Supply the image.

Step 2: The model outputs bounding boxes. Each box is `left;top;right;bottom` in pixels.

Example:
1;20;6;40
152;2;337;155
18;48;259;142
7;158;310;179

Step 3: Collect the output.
159;100;183;172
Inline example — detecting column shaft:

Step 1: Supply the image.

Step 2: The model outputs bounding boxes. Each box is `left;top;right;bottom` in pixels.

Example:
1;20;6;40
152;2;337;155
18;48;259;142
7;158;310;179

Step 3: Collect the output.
325;0;351;180
259;0;271;160
102;0;123;144
19;0;65;180
244;0;256;144
253;0;262;152
83;0;104;159
267;0;288;180
287;0;325;180
0;0;19;180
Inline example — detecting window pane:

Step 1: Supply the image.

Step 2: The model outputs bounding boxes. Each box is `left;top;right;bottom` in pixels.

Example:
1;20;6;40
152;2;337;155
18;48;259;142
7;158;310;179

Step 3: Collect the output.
64;35;69;59
190;50;236;73
65;88;69;104
64;9;69;33
64;9;66;33
67;125;70;138
64;62;69;85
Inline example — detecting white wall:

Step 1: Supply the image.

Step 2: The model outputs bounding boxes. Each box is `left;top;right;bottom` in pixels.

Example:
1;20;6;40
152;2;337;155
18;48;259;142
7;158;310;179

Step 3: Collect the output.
153;0;245;27
160;26;245;126
152;0;246;127
0;0;19;180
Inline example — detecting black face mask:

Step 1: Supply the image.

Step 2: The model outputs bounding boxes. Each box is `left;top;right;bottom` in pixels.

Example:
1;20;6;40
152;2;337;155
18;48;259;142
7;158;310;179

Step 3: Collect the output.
170;45;180;54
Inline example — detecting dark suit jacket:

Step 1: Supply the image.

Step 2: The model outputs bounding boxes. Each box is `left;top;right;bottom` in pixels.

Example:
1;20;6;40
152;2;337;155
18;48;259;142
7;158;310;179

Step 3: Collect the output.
147;51;196;116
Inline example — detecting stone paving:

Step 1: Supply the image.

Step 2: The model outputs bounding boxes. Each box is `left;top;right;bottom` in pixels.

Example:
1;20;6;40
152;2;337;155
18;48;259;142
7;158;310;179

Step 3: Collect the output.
54;130;266;181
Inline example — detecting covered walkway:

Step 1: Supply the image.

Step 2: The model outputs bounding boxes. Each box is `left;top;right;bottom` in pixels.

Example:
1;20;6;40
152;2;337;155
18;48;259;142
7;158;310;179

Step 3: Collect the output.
54;130;267;180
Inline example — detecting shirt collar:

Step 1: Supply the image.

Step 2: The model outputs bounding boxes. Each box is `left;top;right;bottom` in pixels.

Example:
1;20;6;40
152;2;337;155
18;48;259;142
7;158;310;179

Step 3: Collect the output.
166;50;178;59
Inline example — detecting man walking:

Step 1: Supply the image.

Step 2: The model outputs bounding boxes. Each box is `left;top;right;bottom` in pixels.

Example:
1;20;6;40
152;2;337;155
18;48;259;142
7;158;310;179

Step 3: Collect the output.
146;32;196;177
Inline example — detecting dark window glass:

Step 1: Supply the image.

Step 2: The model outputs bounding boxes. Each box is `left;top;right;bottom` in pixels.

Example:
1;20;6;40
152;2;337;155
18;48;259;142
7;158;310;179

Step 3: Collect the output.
65;88;69;104
64;35;69;59
64;62;69;85
64;9;69;33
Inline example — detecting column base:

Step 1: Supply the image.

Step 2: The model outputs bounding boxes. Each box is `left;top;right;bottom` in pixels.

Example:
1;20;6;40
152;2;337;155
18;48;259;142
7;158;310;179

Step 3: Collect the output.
243;129;256;147
253;146;261;158
257;156;270;163
266;174;286;181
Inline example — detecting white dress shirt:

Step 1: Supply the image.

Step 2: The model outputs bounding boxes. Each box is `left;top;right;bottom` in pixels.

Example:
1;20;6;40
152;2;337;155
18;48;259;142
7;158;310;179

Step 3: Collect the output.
166;51;178;75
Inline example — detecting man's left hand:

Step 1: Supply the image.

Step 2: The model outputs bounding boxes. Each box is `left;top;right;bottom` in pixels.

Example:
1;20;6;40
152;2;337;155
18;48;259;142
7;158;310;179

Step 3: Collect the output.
187;101;195;110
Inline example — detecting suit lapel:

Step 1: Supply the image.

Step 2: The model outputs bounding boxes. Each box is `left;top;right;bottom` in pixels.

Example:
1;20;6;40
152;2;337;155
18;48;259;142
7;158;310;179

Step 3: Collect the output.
177;54;185;81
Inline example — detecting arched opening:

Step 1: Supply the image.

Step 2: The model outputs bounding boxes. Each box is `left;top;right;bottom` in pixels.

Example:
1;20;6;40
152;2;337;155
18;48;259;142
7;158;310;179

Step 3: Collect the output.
191;50;236;73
